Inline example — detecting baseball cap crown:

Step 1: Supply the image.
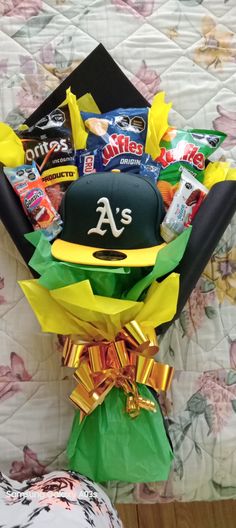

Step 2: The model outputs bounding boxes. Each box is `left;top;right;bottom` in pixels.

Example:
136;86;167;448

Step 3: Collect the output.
51;172;166;266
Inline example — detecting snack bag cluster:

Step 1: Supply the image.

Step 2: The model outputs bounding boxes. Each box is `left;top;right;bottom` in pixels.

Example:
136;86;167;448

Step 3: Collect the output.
1;87;231;246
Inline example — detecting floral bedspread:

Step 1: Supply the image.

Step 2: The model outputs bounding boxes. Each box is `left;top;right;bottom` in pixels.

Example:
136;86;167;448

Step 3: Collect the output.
0;0;236;504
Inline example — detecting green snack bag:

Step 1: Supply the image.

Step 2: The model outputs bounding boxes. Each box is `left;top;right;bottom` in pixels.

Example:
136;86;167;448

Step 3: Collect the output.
67;385;173;483
156;128;226;185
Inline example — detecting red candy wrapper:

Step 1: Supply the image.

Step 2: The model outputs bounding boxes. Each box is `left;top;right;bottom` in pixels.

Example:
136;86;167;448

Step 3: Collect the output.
4;162;62;240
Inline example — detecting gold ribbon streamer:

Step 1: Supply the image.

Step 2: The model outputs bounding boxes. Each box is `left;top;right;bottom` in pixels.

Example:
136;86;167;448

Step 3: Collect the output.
62;320;174;420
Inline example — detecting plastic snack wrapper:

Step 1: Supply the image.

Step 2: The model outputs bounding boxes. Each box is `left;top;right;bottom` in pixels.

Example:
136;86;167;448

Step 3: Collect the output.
75;92;172;176
157;160;236;209
157;180;179;209
18;90;79;211
81;107;148;172
161;167;208;242
76;147;104;176
78;149;162;182
156;127;226;185
139;153;162;184
4;163;62;240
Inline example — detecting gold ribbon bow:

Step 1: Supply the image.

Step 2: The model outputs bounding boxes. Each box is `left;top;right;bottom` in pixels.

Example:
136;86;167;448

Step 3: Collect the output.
62;320;174;420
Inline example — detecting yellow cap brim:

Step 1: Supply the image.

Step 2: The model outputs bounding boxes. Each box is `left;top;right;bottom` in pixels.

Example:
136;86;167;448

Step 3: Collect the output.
51;239;166;267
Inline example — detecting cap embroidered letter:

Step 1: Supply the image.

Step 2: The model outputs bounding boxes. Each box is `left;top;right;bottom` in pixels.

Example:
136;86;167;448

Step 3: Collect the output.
87;197;132;238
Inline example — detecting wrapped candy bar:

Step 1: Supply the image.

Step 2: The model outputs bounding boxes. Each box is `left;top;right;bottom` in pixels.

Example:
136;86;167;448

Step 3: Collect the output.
4;162;62;240
161;167;208;242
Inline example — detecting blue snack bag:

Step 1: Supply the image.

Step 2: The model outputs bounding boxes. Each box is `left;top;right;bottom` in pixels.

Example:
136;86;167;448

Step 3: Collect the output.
81;108;148;172
75;147;103;176
139;153;162;184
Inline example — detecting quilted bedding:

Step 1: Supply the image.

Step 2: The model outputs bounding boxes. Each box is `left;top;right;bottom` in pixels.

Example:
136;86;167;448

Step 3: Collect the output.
0;0;236;504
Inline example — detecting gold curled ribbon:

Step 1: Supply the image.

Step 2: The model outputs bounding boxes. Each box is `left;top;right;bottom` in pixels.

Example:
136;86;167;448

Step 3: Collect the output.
62;320;174;420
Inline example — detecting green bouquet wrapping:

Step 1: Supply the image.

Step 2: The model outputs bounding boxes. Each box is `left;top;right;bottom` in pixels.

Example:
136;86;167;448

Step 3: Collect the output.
19;175;192;483
18;227;192;482
67;385;173;483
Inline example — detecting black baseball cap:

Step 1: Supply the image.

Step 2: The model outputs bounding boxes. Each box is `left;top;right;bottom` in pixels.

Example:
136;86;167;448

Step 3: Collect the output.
51;172;166;267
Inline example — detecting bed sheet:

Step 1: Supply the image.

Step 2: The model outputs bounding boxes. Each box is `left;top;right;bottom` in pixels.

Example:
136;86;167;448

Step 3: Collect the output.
0;0;236;504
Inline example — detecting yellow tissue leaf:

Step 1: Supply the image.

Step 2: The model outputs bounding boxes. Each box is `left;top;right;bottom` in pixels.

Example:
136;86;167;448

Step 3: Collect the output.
0;123;25;167
78;93;101;114
145;92;172;160
19;274;180;340
203;161;230;189
136;273;179;328
63;88;88;150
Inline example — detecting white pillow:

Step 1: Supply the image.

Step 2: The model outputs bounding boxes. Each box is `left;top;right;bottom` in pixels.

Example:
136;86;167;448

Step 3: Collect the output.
0;470;122;528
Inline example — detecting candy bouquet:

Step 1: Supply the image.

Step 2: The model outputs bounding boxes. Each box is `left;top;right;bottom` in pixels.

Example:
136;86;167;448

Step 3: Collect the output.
0;45;236;483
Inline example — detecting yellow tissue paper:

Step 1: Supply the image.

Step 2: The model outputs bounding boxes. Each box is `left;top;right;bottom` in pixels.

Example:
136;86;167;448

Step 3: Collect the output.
145;92;172;160
63;88;88;150
19;273;179;341
77;93;101;114
226;167;236;181
136;273;179;328
0;123;25;167
203;161;236;189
